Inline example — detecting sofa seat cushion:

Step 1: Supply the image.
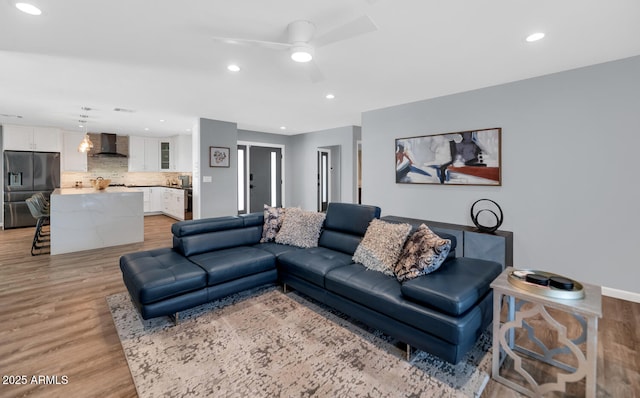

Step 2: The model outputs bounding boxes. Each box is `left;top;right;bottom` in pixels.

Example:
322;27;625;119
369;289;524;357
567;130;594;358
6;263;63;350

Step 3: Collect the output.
252;242;303;257
277;247;354;287
120;248;207;305
401;257;502;316
324;263;483;345
188;246;276;287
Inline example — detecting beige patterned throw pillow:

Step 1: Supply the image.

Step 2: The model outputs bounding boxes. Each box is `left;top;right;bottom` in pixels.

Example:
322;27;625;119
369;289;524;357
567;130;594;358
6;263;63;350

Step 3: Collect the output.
352;219;412;276
394;224;451;282
260;205;286;243
275;208;326;248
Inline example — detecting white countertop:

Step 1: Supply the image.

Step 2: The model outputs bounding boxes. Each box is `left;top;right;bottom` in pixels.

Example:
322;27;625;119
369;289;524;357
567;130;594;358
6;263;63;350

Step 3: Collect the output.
53;187;142;195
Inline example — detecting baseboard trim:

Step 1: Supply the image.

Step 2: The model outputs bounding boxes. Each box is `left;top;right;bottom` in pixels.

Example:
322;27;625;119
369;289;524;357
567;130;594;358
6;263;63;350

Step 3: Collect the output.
602;286;640;303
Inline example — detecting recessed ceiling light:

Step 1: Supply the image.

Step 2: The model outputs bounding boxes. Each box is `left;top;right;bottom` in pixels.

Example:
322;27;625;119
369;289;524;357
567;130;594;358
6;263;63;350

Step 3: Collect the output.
144;127;149;131
280;126;287;130
159;119;165;122
326;93;335;99
78;124;84;128
227;64;241;72
15;3;42;15
526;32;545;42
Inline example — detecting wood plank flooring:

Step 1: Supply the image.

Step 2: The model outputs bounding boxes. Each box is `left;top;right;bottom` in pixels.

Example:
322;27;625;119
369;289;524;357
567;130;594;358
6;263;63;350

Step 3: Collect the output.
1;216;638;397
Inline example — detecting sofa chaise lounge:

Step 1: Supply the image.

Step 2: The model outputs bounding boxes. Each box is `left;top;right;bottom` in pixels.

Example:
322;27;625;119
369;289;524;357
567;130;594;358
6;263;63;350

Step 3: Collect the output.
120;203;502;364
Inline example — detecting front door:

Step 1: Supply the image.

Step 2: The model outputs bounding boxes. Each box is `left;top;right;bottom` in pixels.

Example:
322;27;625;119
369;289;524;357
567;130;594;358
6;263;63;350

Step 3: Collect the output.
249;146;282;213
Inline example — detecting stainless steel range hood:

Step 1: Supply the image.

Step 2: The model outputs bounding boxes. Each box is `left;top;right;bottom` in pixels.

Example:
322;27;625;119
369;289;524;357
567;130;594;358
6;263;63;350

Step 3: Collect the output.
94;133;128;157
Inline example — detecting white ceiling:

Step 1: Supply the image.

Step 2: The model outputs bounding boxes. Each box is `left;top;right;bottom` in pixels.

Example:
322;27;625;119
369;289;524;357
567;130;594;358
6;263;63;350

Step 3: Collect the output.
1;0;639;137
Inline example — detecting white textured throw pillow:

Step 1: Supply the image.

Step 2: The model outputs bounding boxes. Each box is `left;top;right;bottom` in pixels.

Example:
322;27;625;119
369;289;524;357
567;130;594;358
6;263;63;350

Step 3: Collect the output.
275;208;326;248
352;219;412;276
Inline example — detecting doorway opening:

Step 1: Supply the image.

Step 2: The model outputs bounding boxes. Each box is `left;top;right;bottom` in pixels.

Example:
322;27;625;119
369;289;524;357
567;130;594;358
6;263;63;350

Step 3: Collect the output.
317;149;330;212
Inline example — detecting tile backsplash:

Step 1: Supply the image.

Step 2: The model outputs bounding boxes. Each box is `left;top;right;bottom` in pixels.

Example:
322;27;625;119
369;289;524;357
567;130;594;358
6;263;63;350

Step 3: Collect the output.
61;171;191;188
61;133;191;188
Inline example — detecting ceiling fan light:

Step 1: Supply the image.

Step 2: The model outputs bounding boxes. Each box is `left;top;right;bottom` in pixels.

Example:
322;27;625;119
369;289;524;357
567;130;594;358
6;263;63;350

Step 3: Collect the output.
290;46;313;63
15;2;42;15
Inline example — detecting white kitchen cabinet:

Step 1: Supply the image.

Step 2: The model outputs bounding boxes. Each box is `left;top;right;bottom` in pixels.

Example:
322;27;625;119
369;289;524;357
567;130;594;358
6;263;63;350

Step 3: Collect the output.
161;187;184;220
159;138;175;171
149;187;163;213
3;124;61;152
129;135;159;172
61;131;88;171
133;187;163;214
137;187;151;212
174;134;192;172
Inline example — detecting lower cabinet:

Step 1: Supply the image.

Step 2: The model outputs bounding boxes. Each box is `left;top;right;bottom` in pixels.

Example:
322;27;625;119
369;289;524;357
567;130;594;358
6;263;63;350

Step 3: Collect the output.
133;187;183;220
161;188;185;220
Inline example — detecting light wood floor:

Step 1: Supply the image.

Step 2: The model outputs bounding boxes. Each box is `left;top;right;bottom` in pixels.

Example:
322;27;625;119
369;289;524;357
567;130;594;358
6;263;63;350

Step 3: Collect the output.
1;216;638;397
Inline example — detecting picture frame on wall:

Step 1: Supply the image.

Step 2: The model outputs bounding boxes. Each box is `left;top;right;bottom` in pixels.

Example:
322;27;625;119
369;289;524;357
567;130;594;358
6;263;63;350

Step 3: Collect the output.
395;127;501;186
209;146;230;168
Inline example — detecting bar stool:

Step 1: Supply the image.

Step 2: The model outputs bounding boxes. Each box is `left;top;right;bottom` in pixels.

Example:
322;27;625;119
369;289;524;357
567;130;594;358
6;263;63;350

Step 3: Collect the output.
33;192;50;213
26;197;50;256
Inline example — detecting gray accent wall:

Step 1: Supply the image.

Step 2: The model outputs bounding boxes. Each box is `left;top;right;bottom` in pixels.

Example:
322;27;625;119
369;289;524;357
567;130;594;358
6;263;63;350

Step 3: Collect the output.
198;118;238;218
362;55;640;294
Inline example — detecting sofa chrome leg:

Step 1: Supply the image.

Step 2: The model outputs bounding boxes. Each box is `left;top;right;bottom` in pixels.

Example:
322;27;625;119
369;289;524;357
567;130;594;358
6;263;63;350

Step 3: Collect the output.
406;344;413;361
169;312;179;326
283;283;289;294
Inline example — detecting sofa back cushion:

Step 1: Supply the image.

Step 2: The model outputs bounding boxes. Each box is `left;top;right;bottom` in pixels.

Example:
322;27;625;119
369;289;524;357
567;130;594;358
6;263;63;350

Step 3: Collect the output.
318;203;381;255
171;216;243;237
172;215;262;257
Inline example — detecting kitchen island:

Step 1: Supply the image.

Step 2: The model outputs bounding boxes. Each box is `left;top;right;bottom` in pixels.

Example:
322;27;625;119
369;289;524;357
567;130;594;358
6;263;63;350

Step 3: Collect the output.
50;187;143;255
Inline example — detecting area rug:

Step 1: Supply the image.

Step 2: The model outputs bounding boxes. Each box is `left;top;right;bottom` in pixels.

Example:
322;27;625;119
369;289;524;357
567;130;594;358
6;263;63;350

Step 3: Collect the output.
107;286;492;397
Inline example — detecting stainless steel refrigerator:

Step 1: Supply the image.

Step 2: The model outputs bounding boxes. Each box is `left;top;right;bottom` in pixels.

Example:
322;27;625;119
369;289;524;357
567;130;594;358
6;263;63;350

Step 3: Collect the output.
3;150;60;229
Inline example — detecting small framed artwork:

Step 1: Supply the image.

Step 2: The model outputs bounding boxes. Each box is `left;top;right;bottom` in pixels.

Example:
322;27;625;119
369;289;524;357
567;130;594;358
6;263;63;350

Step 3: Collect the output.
210;146;230;168
395;127;501;186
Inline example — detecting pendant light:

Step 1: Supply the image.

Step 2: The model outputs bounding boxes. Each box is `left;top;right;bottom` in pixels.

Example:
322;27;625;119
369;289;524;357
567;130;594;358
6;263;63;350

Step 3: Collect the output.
77;126;94;153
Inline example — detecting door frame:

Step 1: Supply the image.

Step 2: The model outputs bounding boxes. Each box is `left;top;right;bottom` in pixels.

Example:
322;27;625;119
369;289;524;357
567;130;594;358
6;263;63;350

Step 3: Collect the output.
317;148;331;212
237;141;286;214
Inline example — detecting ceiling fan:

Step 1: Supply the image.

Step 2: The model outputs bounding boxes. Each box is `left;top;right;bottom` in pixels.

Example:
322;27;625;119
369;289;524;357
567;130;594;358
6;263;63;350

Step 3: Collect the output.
212;15;378;83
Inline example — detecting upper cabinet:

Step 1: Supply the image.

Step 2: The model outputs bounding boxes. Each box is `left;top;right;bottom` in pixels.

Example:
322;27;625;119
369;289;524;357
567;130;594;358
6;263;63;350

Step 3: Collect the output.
3;124;61;152
61;131;88;172
159;138;175;171
129;136;159;172
128;133;191;173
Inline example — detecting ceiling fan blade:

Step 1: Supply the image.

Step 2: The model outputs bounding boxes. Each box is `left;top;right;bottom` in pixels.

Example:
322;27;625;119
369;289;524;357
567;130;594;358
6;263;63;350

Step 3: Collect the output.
306;61;325;83
313;15;378;48
212;36;292;51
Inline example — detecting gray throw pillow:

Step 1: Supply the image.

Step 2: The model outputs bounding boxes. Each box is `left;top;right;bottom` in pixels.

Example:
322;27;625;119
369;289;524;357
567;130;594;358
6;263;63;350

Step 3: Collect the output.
275;208;326;248
394;224;451;282
352;219;412;276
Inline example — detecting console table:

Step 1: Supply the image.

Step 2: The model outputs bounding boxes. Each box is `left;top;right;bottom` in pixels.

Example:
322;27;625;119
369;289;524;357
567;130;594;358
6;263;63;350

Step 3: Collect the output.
491;267;602;397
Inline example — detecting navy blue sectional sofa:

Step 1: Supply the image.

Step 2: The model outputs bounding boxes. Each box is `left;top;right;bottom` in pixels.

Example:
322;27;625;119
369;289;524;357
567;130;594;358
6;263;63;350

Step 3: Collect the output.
120;203;502;364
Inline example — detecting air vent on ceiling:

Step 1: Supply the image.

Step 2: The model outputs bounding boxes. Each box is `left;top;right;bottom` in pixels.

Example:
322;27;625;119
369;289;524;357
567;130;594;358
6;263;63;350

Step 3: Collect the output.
0;113;23;118
113;107;136;113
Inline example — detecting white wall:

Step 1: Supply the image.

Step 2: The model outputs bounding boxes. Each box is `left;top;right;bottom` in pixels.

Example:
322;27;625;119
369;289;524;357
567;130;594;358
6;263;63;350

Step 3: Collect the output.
289;126;359;210
362;56;640;295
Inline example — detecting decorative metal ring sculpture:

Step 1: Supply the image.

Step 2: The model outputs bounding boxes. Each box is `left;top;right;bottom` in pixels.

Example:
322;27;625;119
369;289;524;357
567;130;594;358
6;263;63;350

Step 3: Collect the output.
470;199;503;233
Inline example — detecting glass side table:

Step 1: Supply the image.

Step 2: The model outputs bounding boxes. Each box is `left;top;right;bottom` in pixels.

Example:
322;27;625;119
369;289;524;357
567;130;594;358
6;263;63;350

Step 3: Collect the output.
490;267;602;397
